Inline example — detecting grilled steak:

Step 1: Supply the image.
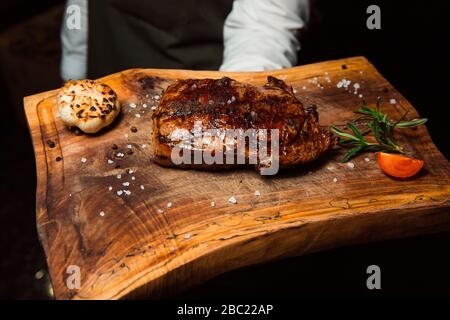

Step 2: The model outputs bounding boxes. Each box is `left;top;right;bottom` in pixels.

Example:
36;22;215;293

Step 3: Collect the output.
151;76;337;174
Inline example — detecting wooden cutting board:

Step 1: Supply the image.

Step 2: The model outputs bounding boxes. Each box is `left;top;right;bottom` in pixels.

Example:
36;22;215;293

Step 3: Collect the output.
24;57;450;300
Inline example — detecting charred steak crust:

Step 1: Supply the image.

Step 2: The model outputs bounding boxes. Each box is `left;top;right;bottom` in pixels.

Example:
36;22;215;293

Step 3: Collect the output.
151;76;337;172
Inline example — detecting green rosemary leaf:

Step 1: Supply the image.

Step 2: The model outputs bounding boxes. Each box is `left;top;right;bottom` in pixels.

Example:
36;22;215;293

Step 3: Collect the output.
342;145;365;163
347;123;366;142
331;126;360;141
395;118;428;128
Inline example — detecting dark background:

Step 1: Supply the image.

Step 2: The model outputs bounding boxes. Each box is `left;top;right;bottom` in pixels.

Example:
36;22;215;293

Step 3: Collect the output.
0;0;449;300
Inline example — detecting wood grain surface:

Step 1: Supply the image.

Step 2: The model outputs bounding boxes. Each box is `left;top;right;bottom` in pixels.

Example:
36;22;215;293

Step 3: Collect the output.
23;57;450;300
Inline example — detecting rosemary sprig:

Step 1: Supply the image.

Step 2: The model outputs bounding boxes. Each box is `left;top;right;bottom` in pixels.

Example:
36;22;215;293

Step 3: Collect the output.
331;99;427;162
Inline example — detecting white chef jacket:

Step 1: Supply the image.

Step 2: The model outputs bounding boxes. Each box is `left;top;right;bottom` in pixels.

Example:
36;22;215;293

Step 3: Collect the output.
60;0;309;80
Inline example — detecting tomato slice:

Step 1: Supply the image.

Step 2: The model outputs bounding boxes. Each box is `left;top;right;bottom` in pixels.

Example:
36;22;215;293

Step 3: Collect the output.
376;152;424;179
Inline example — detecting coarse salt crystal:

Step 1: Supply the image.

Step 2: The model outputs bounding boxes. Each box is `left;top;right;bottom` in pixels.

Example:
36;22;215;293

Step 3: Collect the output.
140;185;145;190
117;190;123;196
359;94;363;98
122;182;130;187
154;95;160;100
333;177;338;183
326;165;335;171
124;190;131;196
117;174;122;179
142;103;147;108
107;159;114;164
128;169;134;174
254;190;261;196
184;234;191;239
80;157;87;163
131;176;136;180
135;114;141;118
151;106;157;110
347;162;355;169
353;83;360;89
117;152;124;157
211;201;216;207
167;202;173;208
127;144;132;149
228;196;237;204
99;211;105;217
142;144;147;148
129;103;136;108
108;186;112;191
390;98;397;104
157;208;164;214
364;157;370;162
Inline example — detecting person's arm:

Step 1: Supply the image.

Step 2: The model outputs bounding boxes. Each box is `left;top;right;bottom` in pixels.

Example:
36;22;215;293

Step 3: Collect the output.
220;0;309;72
60;0;88;80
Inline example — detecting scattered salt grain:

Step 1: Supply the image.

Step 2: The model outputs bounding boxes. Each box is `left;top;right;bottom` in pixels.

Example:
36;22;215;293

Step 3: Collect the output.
151;106;157;110
353;83;360;90
337;79;351;89
142;144;147;148
80;157;87;163
122;182;130;187
326;165;335;171
390;98;397;104
154;95;160;100
254;190;261;196
108;186;113;191
117;190;123;196
359;94;363;98
131;176;136;180
228;196;237;204
34;270;45;280
107;159;114;164
142;103;147;108
127;144;132;149
135;114;141;118
99;211;105;217
140;185;145;190
124;190;131;196
347;162;355;169
129;103;136;108
364;157;370;162
184;234;191;239
167;202;173;208
128;169;134;174
302;86;307;90
157;208;164;214
116;152;124;157
211;201;216;207
333;177;338;183
117;174;122;179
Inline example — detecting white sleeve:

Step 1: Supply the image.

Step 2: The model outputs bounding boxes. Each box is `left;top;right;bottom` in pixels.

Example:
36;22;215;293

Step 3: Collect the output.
220;0;309;72
60;0;88;80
